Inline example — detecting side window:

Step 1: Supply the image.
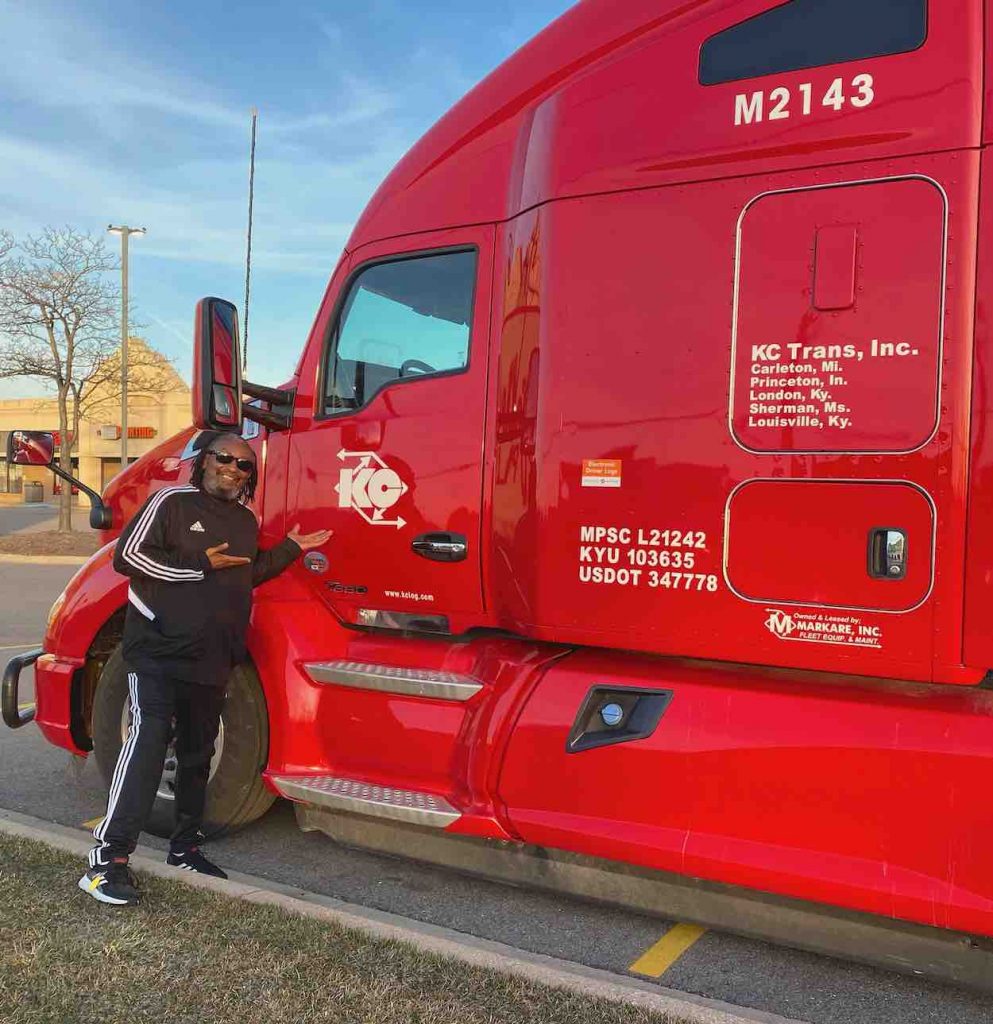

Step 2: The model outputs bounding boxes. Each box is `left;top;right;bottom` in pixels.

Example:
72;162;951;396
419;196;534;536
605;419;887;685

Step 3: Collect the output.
699;0;927;85
323;249;477;414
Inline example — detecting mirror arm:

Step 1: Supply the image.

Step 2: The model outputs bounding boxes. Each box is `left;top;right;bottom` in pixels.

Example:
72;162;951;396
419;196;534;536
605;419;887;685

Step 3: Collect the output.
243;380;294;406
49;464;113;530
243;404;290;432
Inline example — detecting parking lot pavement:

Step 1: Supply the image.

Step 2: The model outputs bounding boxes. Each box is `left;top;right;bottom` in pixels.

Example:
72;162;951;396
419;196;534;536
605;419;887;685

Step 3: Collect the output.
0;502;92;535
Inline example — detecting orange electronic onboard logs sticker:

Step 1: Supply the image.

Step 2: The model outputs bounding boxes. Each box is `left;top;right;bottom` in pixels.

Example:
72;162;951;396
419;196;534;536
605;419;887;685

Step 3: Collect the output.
581;459;622;488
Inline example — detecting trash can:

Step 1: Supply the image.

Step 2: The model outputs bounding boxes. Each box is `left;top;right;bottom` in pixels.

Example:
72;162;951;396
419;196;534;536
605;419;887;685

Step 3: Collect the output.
23;481;43;503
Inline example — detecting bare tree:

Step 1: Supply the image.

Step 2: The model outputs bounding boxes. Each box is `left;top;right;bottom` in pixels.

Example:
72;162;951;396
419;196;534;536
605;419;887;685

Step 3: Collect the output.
0;227;120;531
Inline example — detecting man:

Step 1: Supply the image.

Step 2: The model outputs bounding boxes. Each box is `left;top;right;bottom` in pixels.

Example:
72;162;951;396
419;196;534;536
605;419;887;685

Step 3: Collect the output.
79;432;330;905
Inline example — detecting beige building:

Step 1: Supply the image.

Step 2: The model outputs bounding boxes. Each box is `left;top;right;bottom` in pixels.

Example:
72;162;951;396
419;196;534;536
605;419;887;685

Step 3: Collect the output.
0;339;191;503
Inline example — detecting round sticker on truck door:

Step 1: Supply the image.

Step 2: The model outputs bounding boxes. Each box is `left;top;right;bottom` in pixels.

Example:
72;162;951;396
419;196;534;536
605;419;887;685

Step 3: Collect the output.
335;448;409;529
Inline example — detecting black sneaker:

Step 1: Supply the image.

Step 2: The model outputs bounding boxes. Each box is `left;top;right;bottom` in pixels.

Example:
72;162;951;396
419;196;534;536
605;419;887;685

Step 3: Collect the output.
166;846;228;878
78;862;140;906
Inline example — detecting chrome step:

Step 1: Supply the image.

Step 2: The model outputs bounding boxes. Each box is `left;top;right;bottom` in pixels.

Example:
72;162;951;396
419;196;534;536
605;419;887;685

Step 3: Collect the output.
271;775;461;828
304;660;482;701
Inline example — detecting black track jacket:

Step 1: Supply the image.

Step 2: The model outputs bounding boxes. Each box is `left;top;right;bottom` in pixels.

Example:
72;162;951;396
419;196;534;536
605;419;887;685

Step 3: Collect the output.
113;485;300;685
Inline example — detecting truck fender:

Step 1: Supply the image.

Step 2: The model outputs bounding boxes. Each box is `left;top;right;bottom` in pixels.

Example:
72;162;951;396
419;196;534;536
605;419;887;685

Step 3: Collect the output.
44;541;128;661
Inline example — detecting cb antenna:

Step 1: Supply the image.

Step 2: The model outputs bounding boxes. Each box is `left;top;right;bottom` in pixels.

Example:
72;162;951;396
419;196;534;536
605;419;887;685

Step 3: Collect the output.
243;107;258;372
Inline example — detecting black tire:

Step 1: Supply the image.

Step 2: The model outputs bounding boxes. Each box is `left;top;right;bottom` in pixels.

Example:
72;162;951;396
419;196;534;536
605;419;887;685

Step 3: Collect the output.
91;647;276;839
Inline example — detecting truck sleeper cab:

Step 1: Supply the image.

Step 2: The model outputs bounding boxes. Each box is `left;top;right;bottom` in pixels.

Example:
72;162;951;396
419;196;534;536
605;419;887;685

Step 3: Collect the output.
10;0;993;990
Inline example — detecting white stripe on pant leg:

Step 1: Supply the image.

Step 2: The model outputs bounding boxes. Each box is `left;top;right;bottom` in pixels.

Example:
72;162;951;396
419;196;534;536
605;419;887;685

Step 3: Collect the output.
94;672;143;847
89;838;109;868
92;669;139;856
93;672;141;858
95;671;138;841
96;672;142;841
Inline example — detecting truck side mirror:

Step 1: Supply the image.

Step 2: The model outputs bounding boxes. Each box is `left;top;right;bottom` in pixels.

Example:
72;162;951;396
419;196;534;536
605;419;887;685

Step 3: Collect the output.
6;430;55;467
193;297;243;432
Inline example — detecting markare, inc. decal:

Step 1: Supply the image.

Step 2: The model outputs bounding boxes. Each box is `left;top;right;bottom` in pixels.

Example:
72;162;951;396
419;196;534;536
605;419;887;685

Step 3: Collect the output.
764;608;882;649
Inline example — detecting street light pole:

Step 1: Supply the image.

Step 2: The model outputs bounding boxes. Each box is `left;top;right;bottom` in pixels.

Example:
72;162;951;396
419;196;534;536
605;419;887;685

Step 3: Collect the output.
107;225;146;471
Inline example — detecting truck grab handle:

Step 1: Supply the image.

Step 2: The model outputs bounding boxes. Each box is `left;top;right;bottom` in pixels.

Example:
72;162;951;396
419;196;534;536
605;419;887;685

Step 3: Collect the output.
2;648;42;729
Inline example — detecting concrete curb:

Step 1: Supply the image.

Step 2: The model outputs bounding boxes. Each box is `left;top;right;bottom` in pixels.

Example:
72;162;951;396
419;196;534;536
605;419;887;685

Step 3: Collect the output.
0;807;808;1024
0;553;89;565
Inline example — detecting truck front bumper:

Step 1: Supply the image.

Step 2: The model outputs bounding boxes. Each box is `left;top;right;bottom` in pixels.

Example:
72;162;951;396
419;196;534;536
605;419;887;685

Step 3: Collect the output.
2;647;86;754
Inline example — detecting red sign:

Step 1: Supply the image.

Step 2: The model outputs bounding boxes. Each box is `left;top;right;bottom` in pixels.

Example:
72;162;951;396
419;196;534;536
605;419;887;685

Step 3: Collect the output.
100;425;156;440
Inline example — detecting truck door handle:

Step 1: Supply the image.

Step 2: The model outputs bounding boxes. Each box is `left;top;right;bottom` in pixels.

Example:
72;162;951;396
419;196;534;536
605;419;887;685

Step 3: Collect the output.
411;532;468;562
867;527;907;580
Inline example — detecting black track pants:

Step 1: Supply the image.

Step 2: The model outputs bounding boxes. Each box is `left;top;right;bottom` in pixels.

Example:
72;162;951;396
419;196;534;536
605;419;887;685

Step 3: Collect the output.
89;668;225;867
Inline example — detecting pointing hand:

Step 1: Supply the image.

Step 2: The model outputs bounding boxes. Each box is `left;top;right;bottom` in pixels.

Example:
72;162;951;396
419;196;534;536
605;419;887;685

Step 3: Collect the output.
205;542;252;570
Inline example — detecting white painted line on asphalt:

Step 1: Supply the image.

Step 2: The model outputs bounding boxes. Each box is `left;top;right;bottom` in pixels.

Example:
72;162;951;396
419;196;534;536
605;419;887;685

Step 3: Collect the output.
0;644;38;651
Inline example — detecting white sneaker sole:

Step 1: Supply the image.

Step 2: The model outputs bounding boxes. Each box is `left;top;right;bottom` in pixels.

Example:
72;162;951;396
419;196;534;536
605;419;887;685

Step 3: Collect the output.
77;871;138;906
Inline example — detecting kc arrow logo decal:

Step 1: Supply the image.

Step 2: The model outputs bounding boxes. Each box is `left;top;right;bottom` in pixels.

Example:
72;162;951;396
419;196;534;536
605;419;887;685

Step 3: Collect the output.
334;449;409;529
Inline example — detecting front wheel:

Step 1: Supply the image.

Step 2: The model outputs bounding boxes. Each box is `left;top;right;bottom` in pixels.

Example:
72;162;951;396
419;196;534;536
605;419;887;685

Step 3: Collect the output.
91;647;276;838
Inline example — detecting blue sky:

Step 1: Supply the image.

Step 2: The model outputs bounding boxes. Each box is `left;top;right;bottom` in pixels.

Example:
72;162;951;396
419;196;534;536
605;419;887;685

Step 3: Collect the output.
0;0;574;397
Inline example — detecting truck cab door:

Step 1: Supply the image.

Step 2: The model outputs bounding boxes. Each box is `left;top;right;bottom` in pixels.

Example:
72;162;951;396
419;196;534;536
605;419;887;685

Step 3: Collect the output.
287;227;493;634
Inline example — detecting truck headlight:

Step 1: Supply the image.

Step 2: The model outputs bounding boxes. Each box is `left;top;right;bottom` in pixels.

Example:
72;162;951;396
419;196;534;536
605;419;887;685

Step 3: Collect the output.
46;589;68;631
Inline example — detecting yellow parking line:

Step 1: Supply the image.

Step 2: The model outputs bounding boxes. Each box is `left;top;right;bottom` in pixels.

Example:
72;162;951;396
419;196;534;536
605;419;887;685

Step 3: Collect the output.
18;702;34;710
81;817;103;830
629;923;707;977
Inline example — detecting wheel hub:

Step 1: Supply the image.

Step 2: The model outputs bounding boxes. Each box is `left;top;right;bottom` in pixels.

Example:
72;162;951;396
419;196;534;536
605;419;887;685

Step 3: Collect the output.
119;700;225;802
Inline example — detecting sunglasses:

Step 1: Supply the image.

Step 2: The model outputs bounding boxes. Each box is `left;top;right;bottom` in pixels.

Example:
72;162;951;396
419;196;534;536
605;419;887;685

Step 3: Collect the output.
208;450;254;473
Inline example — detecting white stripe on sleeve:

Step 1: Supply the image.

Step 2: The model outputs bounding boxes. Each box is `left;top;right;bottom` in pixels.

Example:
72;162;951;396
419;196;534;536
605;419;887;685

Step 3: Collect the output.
122;486;205;582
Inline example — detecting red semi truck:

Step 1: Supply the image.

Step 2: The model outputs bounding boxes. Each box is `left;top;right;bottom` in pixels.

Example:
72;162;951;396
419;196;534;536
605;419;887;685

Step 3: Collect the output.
6;0;993;986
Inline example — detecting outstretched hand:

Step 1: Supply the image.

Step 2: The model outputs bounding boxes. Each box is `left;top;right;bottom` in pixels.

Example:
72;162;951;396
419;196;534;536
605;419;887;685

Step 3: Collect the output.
205;542;252;570
288;524;333;552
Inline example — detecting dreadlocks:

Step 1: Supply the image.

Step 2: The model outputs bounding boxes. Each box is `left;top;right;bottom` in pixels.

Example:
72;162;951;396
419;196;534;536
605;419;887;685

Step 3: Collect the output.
190;431;258;504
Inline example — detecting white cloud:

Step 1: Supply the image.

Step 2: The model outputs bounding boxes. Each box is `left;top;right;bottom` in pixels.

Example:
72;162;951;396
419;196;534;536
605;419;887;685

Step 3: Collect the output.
0;2;240;130
0;0;399;144
144;314;192;349
0;131;386;273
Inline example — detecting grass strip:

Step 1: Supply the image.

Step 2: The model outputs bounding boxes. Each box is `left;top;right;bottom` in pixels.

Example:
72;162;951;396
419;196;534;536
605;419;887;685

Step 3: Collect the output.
0;834;674;1024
